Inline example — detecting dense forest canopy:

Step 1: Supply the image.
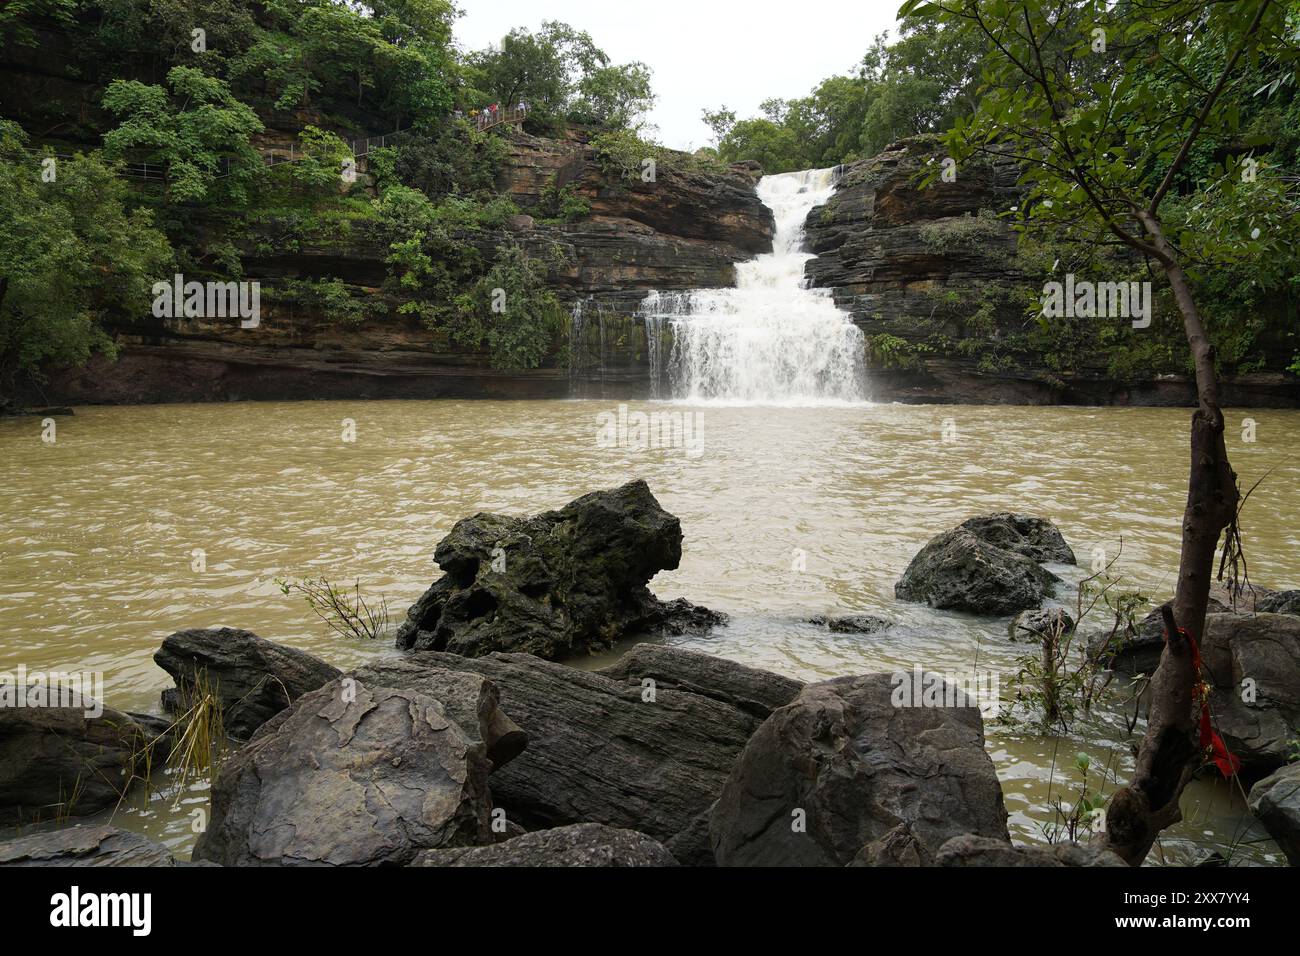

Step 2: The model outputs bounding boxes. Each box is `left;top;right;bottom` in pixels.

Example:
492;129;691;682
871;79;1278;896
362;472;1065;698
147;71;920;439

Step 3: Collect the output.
0;0;1297;405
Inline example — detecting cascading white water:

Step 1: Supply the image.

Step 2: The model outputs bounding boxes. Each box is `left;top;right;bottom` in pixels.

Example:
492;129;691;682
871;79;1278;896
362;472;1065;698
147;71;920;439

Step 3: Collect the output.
641;167;867;405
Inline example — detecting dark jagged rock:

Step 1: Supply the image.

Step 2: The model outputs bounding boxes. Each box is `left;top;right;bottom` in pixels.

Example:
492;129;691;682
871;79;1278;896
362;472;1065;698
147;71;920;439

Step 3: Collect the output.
896;527;1060;616
411;823;678;867
933;834;1126;867
1094;597;1230;675
955;514;1076;564
807;614;892;634
154;627;341;740
1248;763;1300;865
351;657;527;770
193;678;492;866
1009;607;1076;642
394;480;724;660
1201;613;1300;773
0;706;146;824
1258;590;1300;617
709;673;1009;866
382;646;802;865
0;825;175;867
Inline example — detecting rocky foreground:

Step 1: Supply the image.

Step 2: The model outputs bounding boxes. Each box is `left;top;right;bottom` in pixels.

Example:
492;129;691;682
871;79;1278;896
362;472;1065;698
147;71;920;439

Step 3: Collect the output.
3;481;1298;866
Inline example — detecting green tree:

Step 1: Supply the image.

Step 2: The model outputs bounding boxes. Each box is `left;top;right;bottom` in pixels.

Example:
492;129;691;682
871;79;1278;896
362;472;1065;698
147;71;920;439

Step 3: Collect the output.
0;122;173;408
101;65;264;203
450;245;568;370
906;0;1297;865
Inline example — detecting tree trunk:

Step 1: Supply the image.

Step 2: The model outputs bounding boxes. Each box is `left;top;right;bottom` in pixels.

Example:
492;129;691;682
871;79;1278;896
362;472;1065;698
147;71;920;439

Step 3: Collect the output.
1101;211;1240;865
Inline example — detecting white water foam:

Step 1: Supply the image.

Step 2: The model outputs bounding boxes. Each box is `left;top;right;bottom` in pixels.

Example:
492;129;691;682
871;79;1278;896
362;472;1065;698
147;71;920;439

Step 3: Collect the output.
641;167;868;405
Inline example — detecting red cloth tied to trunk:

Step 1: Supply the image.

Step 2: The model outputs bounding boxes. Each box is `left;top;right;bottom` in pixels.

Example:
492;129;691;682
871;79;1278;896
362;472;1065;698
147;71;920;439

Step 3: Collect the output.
1167;624;1241;778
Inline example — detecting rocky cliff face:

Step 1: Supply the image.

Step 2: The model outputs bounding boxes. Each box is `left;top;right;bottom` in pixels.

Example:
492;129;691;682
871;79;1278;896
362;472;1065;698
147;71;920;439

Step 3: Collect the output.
30;129;773;405
803;138;1297;406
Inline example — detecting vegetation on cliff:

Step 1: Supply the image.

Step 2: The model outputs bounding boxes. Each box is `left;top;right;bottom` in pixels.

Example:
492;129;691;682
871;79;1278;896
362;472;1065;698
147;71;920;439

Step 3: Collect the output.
0;1;660;404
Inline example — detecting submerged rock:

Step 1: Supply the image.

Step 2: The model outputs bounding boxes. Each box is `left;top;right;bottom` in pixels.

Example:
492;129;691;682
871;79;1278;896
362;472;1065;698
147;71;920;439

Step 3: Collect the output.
1009;607;1075;642
0;705;147;824
895;524;1061;616
394;480;725;660
0;825;175;867
154;627;341;740
807;614;892;634
411;823;678;867
351;657;527;770
709;673;1009;866
193;678;493;866
1248;763;1300;865
381;645;802;865
933;834;1126;867
1202;612;1300;773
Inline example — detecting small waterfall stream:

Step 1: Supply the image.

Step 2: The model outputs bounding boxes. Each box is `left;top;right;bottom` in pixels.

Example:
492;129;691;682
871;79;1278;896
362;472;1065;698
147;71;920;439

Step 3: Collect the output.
641;167;868;404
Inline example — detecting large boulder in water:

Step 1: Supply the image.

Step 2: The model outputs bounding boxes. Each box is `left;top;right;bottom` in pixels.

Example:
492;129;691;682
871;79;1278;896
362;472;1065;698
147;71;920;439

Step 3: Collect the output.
351;657;527;770
411;823;678;867
394;480;725;660
0;825;175;867
379;645;802;865
154;627;341;740
0;704;147;824
895;523;1062;616
1248;763;1300;865
193;678;493;866
1201;612;1300;773
954;514;1076;564
709;673;1009;866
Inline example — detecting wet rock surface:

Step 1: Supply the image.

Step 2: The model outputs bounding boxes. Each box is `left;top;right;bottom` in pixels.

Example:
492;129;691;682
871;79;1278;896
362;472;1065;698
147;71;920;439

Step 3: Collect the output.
384;645;802;865
154;627;341;740
0;825;175;867
1248;763;1300;865
709;673;1009;866
895;522;1062;616
0;705;146;824
1202;613;1300;773
933;834;1126;867
193;678;493;866
411;822;678;867
351;657;527;770
394;480;724;660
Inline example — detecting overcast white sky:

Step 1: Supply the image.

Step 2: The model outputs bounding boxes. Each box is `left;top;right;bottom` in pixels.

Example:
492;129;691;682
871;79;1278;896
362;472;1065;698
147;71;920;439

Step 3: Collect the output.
454;0;902;150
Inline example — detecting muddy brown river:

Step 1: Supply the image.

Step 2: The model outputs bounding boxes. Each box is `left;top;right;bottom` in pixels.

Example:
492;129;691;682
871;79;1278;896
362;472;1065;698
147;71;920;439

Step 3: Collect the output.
2;399;1296;863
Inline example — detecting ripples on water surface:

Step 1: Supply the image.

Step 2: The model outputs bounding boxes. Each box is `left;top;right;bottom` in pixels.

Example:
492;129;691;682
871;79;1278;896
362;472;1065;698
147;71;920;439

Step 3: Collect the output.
2;400;1297;862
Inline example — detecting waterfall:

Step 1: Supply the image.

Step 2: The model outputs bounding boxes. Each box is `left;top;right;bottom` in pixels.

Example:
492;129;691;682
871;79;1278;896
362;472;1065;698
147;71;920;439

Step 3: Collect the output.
641;167;867;405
